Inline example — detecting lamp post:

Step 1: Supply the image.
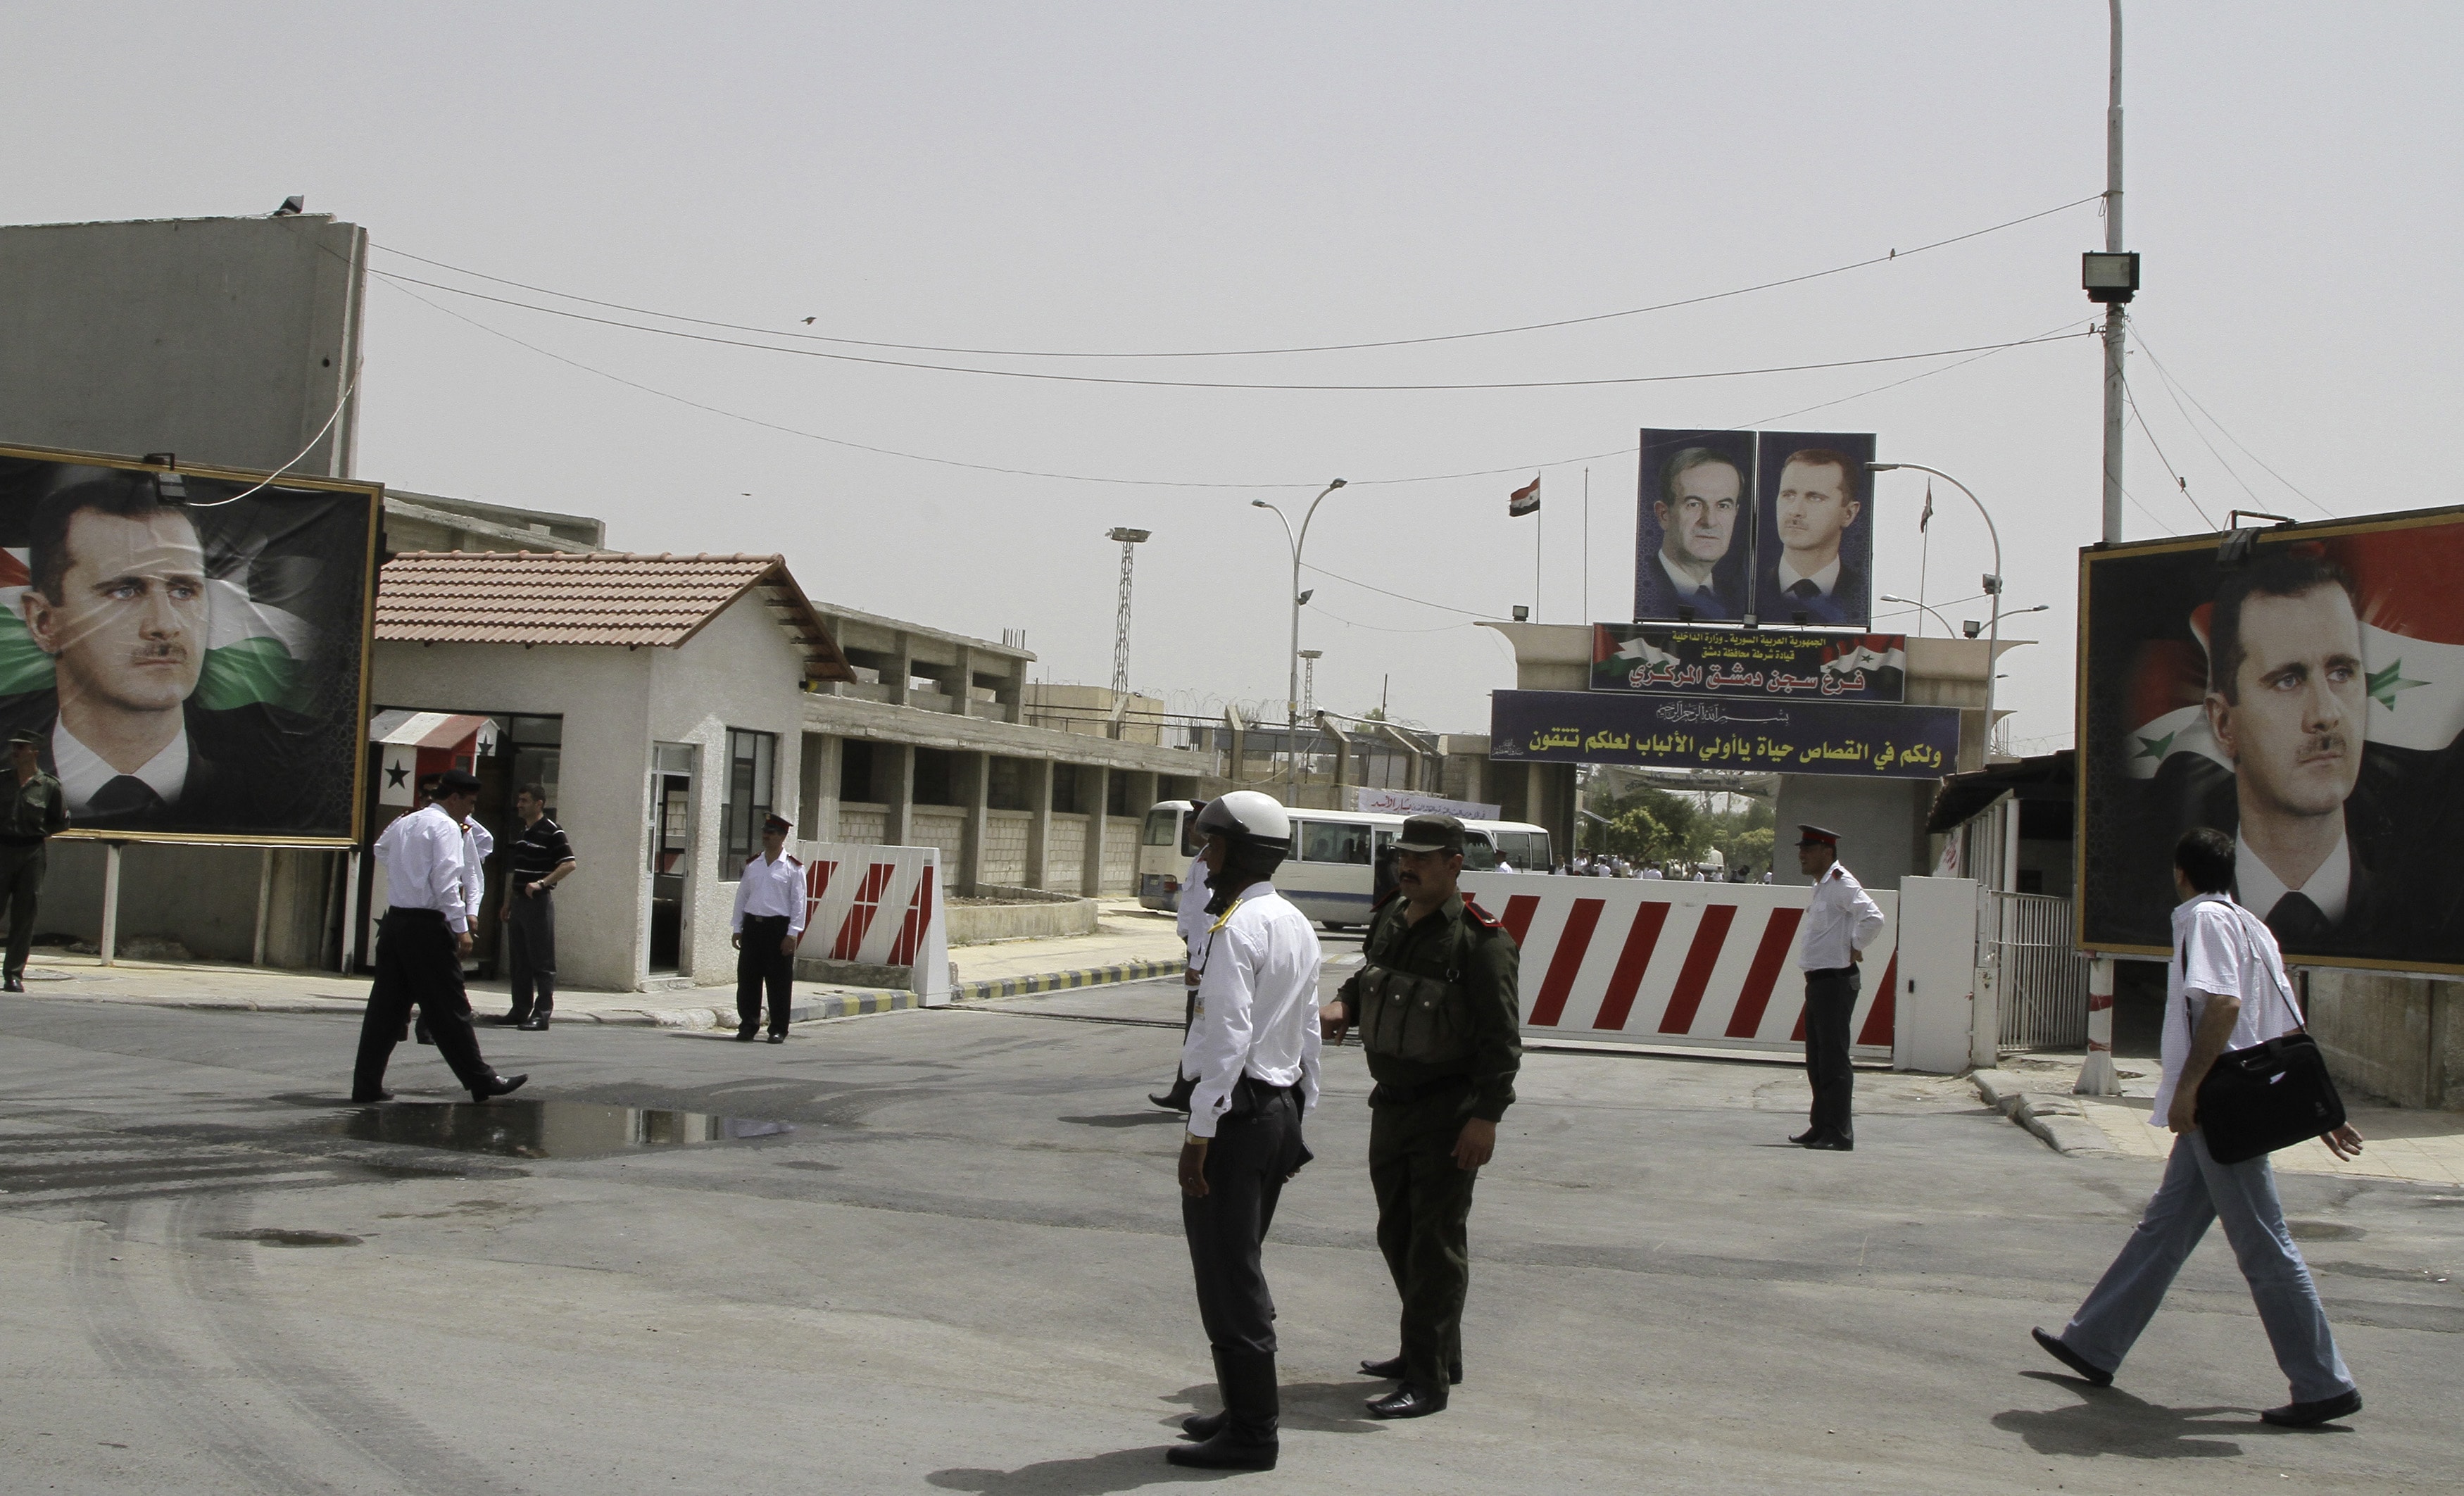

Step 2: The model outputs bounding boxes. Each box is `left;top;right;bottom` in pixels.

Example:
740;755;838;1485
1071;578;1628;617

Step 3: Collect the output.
1105;527;1150;696
1252;479;1347;792
1868;463;2003;766
1879;593;1961;640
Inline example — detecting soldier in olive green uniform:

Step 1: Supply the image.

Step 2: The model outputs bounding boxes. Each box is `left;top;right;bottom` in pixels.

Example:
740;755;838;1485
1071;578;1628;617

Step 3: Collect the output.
1321;813;1521;1419
0;727;68;992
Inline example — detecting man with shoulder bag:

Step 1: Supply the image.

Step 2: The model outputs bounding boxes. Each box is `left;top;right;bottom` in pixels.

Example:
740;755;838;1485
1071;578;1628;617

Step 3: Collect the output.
2032;827;2365;1427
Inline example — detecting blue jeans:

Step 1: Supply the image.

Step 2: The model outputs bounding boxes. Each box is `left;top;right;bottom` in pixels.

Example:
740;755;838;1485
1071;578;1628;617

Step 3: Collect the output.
2060;1130;2354;1402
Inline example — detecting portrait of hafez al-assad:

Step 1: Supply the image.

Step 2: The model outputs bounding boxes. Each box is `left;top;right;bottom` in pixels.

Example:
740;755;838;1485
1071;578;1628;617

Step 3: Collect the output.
13;473;222;821
2201;553;2377;948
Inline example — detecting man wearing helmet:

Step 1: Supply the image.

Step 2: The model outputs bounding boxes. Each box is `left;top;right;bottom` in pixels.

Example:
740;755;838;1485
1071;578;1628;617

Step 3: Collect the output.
1167;791;1322;1471
1319;812;1522;1420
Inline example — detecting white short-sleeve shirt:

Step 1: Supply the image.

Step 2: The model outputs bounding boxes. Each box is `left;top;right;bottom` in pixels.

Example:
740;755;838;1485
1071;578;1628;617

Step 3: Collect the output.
2151;893;2303;1126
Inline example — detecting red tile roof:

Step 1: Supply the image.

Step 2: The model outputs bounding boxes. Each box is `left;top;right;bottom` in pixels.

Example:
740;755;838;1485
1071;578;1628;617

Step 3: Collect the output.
376;551;855;681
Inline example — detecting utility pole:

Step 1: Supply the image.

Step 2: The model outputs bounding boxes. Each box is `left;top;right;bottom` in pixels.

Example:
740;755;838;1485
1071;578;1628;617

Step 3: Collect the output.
2080;0;2130;1098
2099;0;2127;546
1299;648;1321;719
1105;528;1150;696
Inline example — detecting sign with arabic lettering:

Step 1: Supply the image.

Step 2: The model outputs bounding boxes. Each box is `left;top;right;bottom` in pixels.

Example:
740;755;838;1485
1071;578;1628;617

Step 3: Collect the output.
1589;624;1906;702
1491;689;1956;779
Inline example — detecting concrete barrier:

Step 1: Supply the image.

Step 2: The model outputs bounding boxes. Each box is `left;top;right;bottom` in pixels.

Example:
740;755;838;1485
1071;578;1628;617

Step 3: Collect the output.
946;886;1100;945
790;841;951;1006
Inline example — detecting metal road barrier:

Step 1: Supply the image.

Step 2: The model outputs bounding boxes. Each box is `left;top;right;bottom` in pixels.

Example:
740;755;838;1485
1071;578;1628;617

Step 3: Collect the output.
1988;891;2089;1052
794;841;951;1005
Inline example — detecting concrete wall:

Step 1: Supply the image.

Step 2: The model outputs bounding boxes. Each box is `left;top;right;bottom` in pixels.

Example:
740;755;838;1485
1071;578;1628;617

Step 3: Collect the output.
39;842;337;967
1772;776;1930;889
0;215;365;477
2306;970;2464;1111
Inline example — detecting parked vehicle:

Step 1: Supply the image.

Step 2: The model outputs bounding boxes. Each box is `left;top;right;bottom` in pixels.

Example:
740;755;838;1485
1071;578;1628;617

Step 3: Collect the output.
1137;799;1552;929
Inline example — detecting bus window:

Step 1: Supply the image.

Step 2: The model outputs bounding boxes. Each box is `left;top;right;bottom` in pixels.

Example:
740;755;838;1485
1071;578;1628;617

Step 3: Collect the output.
1302;820;1371;865
1183;815;1205;857
1528;831;1554;869
1142;807;1181;846
1462;832;1499;870
1492;831;1529;868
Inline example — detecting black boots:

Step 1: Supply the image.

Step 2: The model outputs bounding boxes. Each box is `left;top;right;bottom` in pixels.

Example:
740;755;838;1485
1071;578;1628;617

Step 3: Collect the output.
1148;1073;1195;1112
1169;1348;1277;1469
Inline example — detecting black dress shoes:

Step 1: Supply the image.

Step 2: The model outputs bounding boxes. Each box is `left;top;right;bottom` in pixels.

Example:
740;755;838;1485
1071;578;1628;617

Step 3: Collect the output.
1790;1127;1823;1145
2030;1327;2114;1387
2;976;24;993
734;1026;759;1043
517;1014;550;1031
470;1072;529;1104
2259;1388;2361;1427
350;1088;394;1103
1359;1354;1462;1384
1803;1133;1854;1151
1148;1076;1195;1112
765;1033;786;1044
1365;1385;1447;1419
1179;1409;1226;1440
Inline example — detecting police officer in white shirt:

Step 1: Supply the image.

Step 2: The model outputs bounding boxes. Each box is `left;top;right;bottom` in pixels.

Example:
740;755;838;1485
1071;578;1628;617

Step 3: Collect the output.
2034;827;2366;1428
351;768;526;1105
1792;824;1883;1150
1167;791;1321;1471
1148;815;1214;1112
731;813;807;1042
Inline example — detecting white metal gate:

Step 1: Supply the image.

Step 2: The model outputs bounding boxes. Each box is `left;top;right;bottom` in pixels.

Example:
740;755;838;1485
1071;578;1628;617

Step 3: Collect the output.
1988;891;2089;1050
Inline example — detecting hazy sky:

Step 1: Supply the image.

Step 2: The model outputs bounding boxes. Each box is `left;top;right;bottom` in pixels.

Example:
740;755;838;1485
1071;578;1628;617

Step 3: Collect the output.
8;3;2460;751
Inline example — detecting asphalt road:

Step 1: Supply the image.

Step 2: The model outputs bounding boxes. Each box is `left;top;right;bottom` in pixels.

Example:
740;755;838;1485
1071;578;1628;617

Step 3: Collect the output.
1;970;2455;1495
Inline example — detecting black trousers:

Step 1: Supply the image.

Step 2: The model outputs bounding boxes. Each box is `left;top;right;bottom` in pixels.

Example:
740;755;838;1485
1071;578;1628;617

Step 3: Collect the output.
1802;965;1860;1141
354;908;496;1094
505;886;557;1019
1369;1079;1480;1392
0;840;45;981
736;914;795;1035
1184;1077;1310;1357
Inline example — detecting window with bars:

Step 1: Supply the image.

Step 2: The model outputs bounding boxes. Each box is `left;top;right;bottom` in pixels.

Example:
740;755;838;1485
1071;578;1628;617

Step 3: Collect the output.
722;729;777;869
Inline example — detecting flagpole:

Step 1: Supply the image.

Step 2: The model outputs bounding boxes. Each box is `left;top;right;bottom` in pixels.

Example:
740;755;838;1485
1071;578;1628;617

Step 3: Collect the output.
1583;467;1591;624
1535;482;1544;622
1916;479;1935;638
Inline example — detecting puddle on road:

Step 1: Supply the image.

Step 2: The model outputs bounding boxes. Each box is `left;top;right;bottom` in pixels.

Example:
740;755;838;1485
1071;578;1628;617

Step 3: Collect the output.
322;1100;793;1159
205;1228;363;1247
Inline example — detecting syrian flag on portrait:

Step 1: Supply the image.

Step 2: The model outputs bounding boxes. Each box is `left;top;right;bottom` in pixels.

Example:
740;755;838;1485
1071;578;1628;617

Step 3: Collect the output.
1507;474;1540;517
2120;532;2464;779
0;546;319;709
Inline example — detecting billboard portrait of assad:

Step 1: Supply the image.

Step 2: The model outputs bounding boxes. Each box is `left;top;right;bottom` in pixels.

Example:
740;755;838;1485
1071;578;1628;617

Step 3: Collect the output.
1633;429;1756;623
1750;431;1875;629
2080;519;2464;972
0;453;377;841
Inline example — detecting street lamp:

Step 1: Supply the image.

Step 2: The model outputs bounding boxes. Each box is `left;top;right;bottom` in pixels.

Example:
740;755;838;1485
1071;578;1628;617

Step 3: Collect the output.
1105;528;1151;696
1868;463;2006;765
1879;593;1959;639
1252;479;1347;791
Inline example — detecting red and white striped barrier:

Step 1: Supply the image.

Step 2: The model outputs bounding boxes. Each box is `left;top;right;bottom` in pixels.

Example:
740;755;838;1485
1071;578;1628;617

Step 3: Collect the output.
795;842;950;1005
1459;875;1899;1059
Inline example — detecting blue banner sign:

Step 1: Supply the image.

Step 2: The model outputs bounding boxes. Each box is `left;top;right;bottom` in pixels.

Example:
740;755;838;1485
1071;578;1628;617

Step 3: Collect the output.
1590;624;1906;701
1491;689;1959;779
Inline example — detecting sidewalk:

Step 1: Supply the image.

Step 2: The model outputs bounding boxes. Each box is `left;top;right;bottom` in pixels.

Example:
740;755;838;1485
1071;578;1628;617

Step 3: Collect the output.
4;898;1192;1030
1975;1052;2464;1189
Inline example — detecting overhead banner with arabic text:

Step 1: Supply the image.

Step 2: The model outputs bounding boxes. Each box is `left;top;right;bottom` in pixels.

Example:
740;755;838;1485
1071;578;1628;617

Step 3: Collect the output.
1590;624;1906;702
1490;689;1955;779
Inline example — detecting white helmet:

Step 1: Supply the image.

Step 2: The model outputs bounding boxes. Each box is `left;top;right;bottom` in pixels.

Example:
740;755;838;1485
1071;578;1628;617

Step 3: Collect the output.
1194;790;1291;856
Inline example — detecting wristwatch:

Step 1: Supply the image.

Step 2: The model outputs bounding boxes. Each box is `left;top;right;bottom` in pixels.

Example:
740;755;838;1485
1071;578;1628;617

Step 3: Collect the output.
1184;1131;1207;1147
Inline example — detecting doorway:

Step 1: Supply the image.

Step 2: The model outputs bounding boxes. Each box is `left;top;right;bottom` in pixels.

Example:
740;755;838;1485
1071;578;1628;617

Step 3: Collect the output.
648;743;696;974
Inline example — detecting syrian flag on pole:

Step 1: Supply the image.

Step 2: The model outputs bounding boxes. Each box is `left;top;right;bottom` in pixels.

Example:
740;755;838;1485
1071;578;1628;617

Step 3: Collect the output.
0;546;318;710
1508;474;1541;517
1920;479;1935;534
2121;530;2464;779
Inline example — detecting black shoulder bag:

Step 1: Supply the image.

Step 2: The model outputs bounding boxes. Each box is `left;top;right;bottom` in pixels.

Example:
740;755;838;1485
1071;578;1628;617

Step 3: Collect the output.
2191;904;2346;1166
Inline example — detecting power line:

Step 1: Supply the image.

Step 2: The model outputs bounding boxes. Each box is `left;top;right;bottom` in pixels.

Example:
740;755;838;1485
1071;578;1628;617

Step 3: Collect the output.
370;268;2087;394
2122;374;2216;529
369;194;2098;363
2128;325;2336;520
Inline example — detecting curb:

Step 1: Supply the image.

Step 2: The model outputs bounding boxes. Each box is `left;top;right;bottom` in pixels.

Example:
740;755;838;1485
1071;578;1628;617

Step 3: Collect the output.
951;957;1186;1004
1973;1069;2123;1157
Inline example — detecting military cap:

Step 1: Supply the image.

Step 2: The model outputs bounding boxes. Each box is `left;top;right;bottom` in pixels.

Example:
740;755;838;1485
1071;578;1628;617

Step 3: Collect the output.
1795;824;1840;848
436;767;484;795
1395;813;1466;854
6;728;41;748
763;813;793;834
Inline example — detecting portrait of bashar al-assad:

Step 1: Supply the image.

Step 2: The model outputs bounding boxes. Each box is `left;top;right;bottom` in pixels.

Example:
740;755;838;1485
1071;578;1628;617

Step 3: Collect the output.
2198;554;2381;952
0;470;303;830
1633;431;1754;622
1752;442;1870;627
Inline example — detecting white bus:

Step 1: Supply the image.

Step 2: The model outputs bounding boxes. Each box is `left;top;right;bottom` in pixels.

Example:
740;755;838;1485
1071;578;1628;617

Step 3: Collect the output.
1136;799;1554;929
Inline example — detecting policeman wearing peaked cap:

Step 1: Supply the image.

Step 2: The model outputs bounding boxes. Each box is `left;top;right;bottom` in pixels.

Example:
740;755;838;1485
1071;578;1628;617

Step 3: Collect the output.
731;814;806;1043
1793;825;1884;1151
1319;813;1521;1419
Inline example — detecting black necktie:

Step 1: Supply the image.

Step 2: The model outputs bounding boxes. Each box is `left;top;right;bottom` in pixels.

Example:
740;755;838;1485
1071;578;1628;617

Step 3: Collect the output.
2265;891;2332;948
89;775;165;818
1787;579;1821;600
